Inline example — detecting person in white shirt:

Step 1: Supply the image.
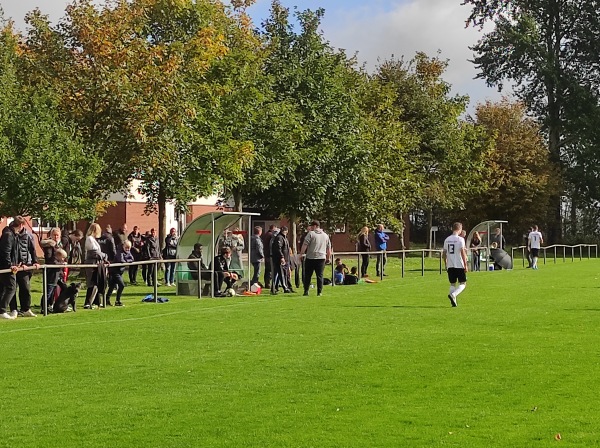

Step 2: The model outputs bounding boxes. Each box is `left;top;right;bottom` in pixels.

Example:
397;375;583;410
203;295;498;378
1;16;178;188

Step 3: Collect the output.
442;222;469;307
528;225;544;270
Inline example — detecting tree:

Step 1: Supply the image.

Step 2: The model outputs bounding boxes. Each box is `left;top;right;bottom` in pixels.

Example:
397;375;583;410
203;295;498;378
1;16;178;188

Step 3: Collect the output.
376;54;490;248
0;21;100;228
246;1;369;249
462;99;559;237
24;0;252;244
463;0;600;242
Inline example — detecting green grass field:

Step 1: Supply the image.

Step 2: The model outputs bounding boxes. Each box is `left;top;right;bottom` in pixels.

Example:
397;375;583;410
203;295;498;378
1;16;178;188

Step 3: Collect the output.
2;257;600;447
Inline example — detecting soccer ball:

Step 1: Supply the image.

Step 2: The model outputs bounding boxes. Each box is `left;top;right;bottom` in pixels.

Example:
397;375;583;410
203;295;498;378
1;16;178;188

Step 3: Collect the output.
250;283;262;294
226;288;236;297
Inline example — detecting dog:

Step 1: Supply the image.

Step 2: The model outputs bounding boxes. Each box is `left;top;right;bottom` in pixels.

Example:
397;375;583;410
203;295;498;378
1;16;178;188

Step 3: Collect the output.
52;280;82;313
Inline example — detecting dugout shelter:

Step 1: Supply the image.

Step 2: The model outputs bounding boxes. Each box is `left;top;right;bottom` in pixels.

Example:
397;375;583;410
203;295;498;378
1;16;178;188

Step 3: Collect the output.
466;220;512;270
176;211;260;297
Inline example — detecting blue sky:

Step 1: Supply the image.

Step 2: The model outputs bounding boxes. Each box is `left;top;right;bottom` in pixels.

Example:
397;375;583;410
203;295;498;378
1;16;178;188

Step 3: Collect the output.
1;0;504;108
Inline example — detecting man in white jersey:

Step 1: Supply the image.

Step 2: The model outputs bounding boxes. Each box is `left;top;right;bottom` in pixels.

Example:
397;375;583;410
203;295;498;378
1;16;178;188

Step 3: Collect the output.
528;225;544;270
443;222;468;307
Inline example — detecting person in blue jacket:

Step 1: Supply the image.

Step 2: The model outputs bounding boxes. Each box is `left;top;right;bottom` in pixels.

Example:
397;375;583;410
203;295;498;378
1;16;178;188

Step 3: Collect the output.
374;224;390;277
106;240;135;307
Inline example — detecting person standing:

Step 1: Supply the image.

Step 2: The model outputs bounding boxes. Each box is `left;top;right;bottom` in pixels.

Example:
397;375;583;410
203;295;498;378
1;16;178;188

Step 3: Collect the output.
300;220;332;297
250;226;264;285
528;225;544;270
144;228;161;286
443;222;469;307
374;224;389;277
470;231;482;272
128;226;143;284
83;223;108;309
163;227;178;287
262;225;277;289
270;226;292;294
357;226;371;278
8;225;39;318
0;217;26;320
113;223;128;246
524;227;533;268
106;240;135;307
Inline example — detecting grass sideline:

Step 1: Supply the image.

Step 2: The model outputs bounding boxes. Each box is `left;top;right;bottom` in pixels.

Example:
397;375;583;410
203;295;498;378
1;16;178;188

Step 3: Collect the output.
1;258;600;447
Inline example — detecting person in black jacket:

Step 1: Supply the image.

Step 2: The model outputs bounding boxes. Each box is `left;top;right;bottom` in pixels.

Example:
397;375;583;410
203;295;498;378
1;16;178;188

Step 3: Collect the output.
163;227;178;287
9;226;39;317
270;226;292;295
0;217;26;320
143;228;161;287
357;226;371;278
188;243;210;281
106;240;135;307
127;226;143;285
213;247;239;296
262;225;277;289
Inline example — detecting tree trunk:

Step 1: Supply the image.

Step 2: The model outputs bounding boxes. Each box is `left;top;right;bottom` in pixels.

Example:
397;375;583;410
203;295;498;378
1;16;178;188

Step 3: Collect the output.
158;182;167;250
545;0;563;245
233;188;243;213
289;211;297;254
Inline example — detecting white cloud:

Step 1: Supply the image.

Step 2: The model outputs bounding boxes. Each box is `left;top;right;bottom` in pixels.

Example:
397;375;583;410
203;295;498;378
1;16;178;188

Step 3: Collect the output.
320;0;504;109
1;0;506;109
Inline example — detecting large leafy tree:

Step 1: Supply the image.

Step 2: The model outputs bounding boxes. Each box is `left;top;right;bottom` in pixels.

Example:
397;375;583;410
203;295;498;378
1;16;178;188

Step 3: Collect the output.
23;0;252;243
0;21;100;227
246;1;368;248
376;54;489;248
463;0;600;242
461;100;559;238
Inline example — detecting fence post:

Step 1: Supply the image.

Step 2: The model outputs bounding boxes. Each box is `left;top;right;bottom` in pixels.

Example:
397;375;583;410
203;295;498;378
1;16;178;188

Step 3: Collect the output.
571;247;574;262
42;266;48;317
580;245;583;261
401;251;405;278
421;250;425;277
563;246;566;263
439;251;442;275
554;246;557;264
543;248;546;265
588;245;591;260
153;260;158;302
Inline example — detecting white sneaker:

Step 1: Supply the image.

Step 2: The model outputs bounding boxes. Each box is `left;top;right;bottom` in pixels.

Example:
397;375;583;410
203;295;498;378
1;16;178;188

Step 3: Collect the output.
22;309;37;317
9;310;18;319
0;312;16;320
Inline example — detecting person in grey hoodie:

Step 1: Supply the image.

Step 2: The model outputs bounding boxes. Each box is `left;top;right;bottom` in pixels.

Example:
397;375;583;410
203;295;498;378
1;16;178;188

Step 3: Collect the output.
299;220;332;297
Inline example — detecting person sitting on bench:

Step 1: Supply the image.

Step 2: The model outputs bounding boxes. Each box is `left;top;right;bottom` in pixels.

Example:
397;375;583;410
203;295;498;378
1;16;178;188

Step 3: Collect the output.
188;243;211;281
213;247;239;297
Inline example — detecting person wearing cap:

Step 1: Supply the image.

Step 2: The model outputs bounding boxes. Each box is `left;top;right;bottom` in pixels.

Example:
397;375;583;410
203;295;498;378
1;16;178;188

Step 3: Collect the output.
299;220;332;297
188;243;210;281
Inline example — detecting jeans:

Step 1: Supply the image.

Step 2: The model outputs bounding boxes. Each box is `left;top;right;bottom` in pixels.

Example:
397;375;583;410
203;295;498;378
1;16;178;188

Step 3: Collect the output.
107;273;125;303
41;283;57;309
251;261;261;285
164;261;175;284
129;264;139;284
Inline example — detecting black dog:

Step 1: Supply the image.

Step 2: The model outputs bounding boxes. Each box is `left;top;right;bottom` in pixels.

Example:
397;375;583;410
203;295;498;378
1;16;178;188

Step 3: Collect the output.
52;280;82;313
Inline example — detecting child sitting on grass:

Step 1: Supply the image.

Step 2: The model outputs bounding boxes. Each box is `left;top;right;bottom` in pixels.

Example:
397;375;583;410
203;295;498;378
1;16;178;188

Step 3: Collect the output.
334;258;348;285
343;266;359;285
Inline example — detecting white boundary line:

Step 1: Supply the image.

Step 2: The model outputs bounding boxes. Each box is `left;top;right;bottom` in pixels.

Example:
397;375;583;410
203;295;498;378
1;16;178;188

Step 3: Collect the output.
0;295;298;335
